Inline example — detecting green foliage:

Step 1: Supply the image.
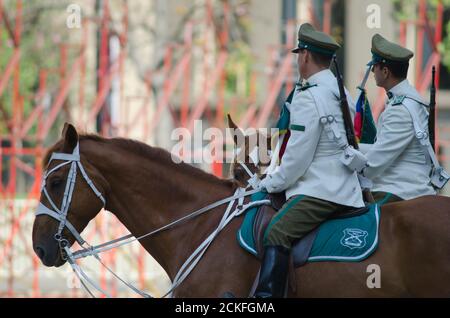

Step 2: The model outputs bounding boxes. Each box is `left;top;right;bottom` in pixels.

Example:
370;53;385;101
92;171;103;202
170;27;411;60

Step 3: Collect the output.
439;19;450;70
391;0;450;72
224;42;253;97
0;1;69;136
0;30;41;135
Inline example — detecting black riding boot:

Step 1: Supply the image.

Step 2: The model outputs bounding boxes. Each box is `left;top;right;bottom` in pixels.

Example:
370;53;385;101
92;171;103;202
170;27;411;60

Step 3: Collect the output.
254;245;290;298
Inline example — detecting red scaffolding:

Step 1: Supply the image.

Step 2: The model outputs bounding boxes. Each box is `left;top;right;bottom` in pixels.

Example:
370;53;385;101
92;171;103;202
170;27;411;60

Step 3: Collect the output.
0;0;242;297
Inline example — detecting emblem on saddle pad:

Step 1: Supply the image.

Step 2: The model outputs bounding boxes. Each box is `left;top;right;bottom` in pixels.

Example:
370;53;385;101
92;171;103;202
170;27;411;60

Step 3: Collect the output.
340;228;368;249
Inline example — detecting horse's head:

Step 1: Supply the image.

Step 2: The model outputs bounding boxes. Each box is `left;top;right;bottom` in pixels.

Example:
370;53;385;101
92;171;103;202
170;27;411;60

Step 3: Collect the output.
32;123;108;267
227;115;272;187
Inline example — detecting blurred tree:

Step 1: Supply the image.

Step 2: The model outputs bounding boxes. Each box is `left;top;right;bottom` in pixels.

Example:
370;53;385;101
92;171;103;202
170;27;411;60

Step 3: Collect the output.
125;0;253;117
392;0;450;72
0;0;254;137
0;0;72;136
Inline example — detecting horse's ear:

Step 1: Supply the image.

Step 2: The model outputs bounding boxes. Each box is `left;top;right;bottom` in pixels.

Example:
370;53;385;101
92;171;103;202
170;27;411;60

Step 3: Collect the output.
227;114;245;146
62;123;79;153
227;114;238;130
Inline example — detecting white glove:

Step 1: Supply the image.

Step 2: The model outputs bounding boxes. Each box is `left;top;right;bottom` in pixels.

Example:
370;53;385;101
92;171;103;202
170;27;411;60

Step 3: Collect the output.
340;145;368;173
257;177;269;192
247;174;261;190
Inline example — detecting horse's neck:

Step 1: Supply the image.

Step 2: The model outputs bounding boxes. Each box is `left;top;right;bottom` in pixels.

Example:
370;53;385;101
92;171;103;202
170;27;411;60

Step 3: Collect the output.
86;140;235;280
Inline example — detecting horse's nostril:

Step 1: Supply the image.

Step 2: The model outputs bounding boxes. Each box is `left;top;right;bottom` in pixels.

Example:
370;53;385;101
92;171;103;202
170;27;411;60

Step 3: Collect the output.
35;246;46;260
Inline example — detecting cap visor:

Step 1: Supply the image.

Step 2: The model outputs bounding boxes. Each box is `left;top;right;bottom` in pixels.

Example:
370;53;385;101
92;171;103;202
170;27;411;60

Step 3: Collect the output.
291;47;301;53
366;60;376;66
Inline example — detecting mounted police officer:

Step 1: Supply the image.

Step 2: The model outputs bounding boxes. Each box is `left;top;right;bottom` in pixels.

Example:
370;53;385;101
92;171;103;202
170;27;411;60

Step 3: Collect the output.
359;34;448;203
255;23;365;298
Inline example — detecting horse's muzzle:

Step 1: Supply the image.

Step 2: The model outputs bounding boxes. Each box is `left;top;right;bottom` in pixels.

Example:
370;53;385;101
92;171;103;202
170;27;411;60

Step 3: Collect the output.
33;240;66;267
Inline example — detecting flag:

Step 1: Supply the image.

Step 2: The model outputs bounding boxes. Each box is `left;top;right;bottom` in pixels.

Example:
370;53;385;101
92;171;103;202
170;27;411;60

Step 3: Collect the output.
276;88;296;160
354;88;377;144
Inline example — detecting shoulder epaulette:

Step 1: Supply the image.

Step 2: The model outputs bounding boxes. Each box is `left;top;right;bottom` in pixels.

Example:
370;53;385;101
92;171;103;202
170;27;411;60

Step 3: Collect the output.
404;96;429;108
391;95;406;106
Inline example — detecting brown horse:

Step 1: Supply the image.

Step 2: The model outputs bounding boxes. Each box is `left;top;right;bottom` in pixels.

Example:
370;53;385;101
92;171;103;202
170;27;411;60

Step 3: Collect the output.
32;124;450;297
227;114;272;187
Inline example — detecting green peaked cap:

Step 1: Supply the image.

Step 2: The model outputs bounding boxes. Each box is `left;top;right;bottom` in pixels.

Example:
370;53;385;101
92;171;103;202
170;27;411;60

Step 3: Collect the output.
368;33;413;66
292;23;340;56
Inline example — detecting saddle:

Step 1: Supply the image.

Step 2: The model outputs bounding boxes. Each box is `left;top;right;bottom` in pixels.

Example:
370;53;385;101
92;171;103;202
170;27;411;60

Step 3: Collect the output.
252;192;370;268
244;192;377;296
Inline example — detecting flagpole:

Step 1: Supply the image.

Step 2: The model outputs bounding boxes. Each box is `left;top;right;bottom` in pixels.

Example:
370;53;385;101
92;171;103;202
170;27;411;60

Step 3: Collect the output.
357;65;372;93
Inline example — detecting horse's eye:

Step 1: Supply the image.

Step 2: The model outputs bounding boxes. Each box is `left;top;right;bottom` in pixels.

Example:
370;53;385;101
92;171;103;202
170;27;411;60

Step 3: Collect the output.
50;179;63;189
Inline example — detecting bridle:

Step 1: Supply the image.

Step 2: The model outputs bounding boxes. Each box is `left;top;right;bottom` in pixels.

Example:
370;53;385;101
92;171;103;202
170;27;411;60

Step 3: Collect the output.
35;141;270;298
36;142;105;250
235;145;265;189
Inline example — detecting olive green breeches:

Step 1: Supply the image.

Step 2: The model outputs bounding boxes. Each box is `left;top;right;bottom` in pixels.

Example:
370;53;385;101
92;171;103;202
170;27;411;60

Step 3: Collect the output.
263;195;350;250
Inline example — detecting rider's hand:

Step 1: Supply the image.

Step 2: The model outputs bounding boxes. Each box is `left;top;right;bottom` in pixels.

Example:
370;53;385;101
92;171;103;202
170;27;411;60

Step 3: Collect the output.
258;177;268;192
340;145;368;173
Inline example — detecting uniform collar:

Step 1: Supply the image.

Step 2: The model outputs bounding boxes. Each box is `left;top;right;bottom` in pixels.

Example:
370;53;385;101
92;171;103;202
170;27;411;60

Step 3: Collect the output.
387;79;425;103
306;69;335;85
388;79;409;97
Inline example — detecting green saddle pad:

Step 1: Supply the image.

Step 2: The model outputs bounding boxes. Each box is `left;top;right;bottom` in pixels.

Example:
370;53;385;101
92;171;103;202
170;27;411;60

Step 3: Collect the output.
308;203;380;262
237;195;380;263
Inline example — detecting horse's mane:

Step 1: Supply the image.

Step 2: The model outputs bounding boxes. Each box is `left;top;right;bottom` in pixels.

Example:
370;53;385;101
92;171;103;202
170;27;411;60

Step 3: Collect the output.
43;134;235;187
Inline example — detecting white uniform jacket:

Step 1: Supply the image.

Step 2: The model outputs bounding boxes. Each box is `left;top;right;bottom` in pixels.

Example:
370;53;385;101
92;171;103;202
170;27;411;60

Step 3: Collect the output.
261;69;365;208
360;79;436;200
